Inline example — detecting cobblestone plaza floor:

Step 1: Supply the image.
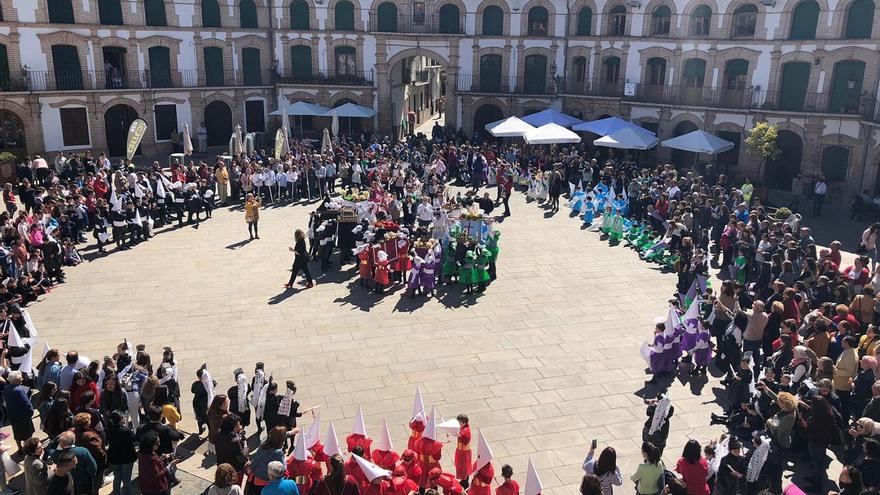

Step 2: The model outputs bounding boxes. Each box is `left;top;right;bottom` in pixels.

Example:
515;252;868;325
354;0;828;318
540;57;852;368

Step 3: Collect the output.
26;186;732;494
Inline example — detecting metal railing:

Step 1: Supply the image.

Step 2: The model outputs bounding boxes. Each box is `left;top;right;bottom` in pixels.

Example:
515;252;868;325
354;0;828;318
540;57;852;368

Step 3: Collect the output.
368;13;465;34
275;71;374;87
455;73;560;96
17;68;276;91
561;78;625;97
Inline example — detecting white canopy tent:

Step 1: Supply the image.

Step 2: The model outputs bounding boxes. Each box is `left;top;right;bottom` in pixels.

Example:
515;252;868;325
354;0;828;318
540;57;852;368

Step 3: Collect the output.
523;123;582;145
573;116;656;137
660;130;734;154
593;127;660;150
270;101;331;137
521;109;585;128
322;103;376;136
486;116;536;137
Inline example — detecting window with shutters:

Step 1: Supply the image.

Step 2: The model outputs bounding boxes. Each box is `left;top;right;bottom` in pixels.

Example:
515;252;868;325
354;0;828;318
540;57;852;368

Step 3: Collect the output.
651;5;671;35
240;0;258;28
48;0;75;23
576;7;592;35
646;57;666;85
98;0;124;24
335;0;355;30
482;5;504;34
724;59;749;89
682;58;706;87
201;0;221;27
603;56;620;84
789;0;819;39
608;5;626;35
572;56;587;83
242;47;262;85
690;5;711;35
335;46;357;77
777;62;810;111
731;4;757;37
291;45;312;80
376;2;397;31
246;100;266;132
0;44;9;91
60;108;90;146
527;6;549;35
52;44;83;90
154;104;177;142
203;47;225;87
144;0;167;26
844;0;874;38
829;60;866;113
148;46;172;88
439;4;461;33
523;54;547;93
290;0;310;29
821;146;850;182
479;54;502;91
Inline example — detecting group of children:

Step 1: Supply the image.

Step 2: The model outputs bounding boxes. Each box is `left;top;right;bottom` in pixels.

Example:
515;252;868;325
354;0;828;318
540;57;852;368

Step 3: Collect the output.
644;298;714;383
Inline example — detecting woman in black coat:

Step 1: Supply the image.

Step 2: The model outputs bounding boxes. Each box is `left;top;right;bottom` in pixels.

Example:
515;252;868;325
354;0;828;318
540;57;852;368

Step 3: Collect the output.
214;414;249;483
285;229;313;289
107;410;137;495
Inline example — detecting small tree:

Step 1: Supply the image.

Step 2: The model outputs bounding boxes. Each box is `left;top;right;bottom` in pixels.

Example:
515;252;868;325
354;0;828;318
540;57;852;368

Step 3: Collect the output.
744;121;781;181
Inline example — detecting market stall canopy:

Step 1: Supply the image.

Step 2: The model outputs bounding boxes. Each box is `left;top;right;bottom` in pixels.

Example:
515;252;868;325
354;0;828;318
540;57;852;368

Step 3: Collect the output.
573;116;656;137
269;101;331;116
660;130;734;154
521;109;585;128
486;116;536;137
322;102;377;118
523;123;582;145
593;127;660;150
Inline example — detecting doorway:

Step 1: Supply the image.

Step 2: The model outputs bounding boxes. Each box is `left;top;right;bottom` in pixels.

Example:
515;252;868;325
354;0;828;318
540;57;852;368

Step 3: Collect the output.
104;104;139;157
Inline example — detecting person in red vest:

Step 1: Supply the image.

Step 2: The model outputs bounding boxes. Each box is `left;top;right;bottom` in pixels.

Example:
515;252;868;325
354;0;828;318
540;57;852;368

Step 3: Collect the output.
413;407;443;489
454;414;473;487
389;465;420;495
372;419;400;470
495;465;519;495
468;431;494;495
286;429;323;495
429;467;464;495
346;406;373;459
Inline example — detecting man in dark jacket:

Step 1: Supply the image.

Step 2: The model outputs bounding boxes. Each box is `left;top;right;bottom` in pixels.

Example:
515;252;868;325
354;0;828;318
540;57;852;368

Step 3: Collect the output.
4;370;34;450
136;406;184;455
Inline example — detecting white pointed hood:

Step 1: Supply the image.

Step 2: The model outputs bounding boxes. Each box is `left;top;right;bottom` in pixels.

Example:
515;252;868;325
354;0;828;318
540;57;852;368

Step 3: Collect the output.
377;419;394;452
524;458;543;495
324;421;342;457
412;385;426;422
353;406;368;436
293;429;310;461
7;325;24;348
353;453;392;482
423;406;438;441
305;413;321;450
475;431;494;471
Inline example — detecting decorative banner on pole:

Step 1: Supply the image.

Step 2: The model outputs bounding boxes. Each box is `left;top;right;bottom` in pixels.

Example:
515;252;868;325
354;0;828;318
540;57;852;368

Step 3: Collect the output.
126;118;148;161
245;132;256;156
274;127;285;160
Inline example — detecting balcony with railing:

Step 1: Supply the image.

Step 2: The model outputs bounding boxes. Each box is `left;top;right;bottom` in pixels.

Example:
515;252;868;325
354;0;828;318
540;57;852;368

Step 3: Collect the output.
16;68;277;91
367;13;465;34
455;73;559;96
561;78;625;97
275;71;374;87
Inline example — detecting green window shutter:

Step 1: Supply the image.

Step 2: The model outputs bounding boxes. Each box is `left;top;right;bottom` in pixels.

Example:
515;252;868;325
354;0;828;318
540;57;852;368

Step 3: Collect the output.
439;4;460;34
789;0;819;39
291;45;312;80
0;44;9;91
523;54;547;93
290;0;310;29
204;46;225;87
829;60;865;113
603;56;620;83
377;2;397;32
646;57;666;85
48;0;75;23
98;0;124;24
845;0;874;38
148;46;172;88
52;45;83;90
482;6;503;35
201;0;221;27
683;58;706;86
240;0;258;28
821;146;850;182
527;6;548;35
242;47;262;85
777;62;810;111
479;54;502;92
725;59;748;76
577;7;592;35
144;0;167;26
335;1;355;30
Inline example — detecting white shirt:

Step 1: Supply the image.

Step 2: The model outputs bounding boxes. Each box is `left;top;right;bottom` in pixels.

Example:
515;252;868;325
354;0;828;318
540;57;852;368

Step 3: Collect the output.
815;181;827;195
417;203;434;221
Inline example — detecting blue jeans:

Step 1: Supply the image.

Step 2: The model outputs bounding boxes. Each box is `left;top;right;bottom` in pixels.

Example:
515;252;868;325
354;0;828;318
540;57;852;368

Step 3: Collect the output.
112;462;134;495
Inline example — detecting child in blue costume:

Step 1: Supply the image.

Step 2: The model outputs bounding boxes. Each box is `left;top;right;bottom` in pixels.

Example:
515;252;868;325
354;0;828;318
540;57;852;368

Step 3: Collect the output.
569;186;586;213
581;196;595;226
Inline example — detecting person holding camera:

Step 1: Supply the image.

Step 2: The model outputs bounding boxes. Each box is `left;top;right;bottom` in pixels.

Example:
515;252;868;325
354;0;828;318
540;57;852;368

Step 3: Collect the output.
138;431;183;495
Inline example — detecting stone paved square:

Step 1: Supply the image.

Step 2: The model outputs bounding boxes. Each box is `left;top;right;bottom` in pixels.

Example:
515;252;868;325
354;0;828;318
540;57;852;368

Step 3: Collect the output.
22;187;731;494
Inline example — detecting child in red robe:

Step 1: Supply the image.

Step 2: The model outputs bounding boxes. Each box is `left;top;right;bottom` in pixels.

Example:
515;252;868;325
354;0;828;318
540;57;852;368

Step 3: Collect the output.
454;414;473;487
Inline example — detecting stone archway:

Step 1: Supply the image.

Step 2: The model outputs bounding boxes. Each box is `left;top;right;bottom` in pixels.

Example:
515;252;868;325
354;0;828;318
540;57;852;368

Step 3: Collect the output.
472;103;503;138
0;110;26;157
104;104;139;157
382;47;452;139
205;100;233;147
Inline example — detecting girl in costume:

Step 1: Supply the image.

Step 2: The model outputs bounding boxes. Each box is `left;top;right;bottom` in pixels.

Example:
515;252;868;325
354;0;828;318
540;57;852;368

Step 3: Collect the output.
373;250;391;294
537;172;549;201
459;248;477;294
475;246;492;293
599;205;614;234
408;257;424;298
441;239;458;284
421;251;437;297
568;186;586;213
356;244;372;289
394;234;412;284
581;195;595;227
485;231;500;280
692;320;712;376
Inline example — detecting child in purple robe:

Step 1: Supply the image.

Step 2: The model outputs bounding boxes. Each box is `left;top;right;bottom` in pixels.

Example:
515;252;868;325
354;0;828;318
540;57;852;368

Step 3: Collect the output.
420;252;437;296
692;326;712;375
648;322;675;383
408;257;424;297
